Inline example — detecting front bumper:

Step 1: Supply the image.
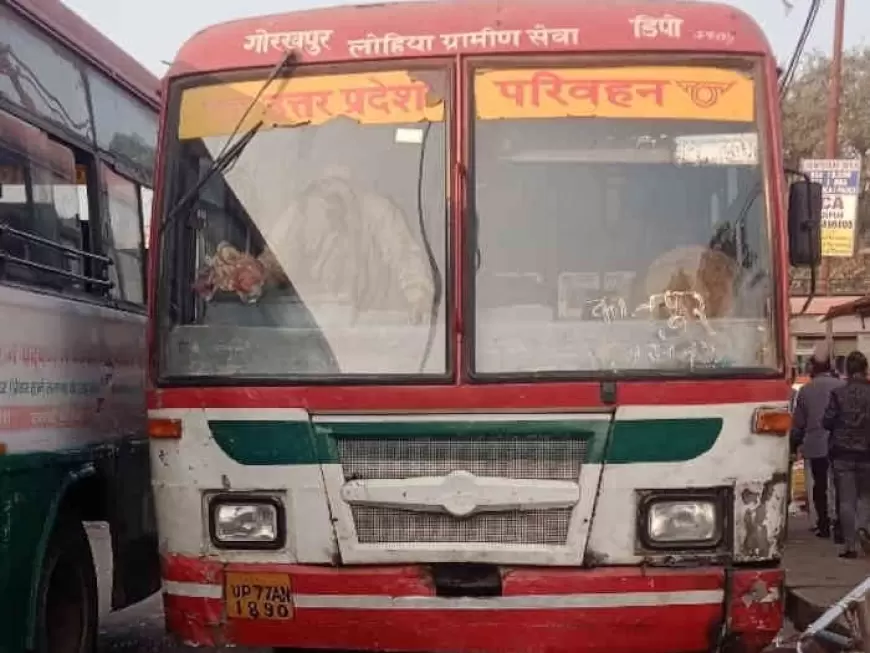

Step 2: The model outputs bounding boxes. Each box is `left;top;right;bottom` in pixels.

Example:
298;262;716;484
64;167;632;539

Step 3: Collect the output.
162;555;783;653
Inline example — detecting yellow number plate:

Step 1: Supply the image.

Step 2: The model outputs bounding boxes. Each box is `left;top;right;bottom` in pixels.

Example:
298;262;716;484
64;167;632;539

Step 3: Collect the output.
226;572;293;620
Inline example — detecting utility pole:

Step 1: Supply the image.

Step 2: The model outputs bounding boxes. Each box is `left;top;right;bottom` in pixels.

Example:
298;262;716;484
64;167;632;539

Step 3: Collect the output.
820;0;846;365
821;0;846;295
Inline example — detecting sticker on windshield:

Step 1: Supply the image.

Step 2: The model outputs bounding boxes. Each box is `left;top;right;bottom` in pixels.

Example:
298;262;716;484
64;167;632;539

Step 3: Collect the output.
395;127;424;144
673;133;758;166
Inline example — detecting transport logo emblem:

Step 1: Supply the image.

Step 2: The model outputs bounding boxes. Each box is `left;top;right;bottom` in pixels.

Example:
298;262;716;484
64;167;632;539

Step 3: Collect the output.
439;470;487;517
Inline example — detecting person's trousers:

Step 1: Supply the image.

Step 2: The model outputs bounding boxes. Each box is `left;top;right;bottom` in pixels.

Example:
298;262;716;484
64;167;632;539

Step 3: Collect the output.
808;457;839;529
831;458;870;551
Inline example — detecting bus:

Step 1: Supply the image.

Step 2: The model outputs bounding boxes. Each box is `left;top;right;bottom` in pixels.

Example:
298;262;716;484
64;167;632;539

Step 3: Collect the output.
148;1;821;651
0;1;160;651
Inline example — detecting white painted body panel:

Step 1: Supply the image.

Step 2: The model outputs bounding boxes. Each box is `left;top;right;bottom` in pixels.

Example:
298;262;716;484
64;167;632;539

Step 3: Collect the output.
149;408;337;563
587;402;789;564
0;284;146;455
150;401;788;566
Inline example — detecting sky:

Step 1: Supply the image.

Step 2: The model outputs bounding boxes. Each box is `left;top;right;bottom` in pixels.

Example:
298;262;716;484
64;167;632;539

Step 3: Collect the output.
60;0;868;77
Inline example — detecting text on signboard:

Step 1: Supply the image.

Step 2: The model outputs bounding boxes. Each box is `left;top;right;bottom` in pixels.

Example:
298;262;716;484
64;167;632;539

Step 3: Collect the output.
492;72;667;109
474;67;754;122
216;82;437;123
630;14;683;39
241;25;579;57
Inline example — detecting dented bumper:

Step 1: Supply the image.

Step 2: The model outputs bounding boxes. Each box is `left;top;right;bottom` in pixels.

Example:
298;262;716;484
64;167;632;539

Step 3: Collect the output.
161;555;783;653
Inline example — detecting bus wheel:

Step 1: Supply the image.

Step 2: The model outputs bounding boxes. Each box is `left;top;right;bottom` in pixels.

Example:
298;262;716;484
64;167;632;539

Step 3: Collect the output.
34;515;98;653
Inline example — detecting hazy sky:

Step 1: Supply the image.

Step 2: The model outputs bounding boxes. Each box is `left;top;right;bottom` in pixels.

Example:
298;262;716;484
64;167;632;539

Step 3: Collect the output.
61;0;867;76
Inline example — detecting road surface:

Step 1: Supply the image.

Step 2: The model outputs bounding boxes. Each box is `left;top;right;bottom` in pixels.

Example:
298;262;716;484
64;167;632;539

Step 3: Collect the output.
87;522;264;653
99;594;268;653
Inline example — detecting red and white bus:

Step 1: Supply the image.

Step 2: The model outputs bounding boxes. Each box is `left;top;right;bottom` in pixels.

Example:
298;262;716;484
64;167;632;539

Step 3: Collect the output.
148;1;821;651
0;1;160;651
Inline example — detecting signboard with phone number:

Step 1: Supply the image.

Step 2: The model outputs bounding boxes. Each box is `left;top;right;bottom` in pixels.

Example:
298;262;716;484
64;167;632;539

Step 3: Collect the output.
800;158;863;258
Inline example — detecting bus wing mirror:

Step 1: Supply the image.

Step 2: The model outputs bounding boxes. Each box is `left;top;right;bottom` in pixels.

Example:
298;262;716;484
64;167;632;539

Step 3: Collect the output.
787;179;822;268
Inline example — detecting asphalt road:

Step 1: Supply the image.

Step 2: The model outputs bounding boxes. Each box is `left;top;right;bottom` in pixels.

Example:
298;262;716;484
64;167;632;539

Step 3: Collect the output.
98;594;268;653
97;595;377;652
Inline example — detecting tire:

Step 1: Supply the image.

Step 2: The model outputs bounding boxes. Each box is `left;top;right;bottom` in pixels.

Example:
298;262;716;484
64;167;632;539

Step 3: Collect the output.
33;515;98;653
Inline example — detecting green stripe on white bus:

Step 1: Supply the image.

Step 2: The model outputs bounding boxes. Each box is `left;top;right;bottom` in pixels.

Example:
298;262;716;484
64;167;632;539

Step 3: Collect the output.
208;417;722;466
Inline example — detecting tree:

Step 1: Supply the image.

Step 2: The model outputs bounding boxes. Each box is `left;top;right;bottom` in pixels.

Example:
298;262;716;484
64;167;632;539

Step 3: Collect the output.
782;48;870;294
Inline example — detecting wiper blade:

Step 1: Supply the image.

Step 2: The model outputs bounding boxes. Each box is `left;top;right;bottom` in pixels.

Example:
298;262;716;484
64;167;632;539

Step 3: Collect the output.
159;49;298;236
160;120;264;235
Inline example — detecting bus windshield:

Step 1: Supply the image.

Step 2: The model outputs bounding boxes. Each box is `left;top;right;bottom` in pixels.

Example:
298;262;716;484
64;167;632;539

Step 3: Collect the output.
472;64;778;375
158;69;449;380
158;62;779;382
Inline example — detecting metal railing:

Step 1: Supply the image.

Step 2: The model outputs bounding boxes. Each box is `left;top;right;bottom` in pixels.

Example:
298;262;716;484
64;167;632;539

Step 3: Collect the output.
772;576;870;653
0;223;115;290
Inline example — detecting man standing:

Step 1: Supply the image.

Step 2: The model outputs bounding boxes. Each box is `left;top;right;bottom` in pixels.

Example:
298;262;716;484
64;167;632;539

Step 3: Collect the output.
822;350;870;558
791;348;844;541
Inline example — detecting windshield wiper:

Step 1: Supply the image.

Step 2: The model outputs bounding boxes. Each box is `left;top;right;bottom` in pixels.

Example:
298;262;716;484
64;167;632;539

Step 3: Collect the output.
159;50;298;236
160;120;267;236
160;120;264;235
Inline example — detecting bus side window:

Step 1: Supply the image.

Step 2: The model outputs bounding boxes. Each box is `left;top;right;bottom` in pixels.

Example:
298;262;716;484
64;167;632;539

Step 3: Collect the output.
31;156;85;290
0;110;87;291
101;163;145;305
0;143;30;263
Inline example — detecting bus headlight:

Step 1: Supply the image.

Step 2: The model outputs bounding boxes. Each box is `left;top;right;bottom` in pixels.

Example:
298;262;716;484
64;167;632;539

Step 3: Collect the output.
208;495;284;549
644;498;720;547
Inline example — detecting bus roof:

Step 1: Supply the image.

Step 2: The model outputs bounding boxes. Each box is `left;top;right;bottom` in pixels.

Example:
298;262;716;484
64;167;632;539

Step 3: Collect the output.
168;0;772;79
9;0;160;108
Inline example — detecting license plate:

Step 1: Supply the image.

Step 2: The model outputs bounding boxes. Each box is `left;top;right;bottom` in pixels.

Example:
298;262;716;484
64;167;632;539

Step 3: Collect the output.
226;572;293;620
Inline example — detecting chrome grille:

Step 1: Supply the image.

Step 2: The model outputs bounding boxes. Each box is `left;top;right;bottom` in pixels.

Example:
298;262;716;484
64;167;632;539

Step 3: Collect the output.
351;506;573;545
337;437;586;481
336;435;585;546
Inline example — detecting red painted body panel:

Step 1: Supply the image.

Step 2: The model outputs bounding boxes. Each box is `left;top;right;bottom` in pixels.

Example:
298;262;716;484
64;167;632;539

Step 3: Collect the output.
164;600;723;652
8;0;160;108
729;569;786;653
165;0;772;78
161;555;783;653
149;378;790;411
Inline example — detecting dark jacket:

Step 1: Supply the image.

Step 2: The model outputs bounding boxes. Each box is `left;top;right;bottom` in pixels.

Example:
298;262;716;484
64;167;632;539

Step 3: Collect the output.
790;373;844;458
822;378;870;461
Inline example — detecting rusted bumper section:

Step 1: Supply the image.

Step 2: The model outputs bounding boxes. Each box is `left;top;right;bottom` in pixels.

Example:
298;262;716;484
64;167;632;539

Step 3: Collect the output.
161;555;783;653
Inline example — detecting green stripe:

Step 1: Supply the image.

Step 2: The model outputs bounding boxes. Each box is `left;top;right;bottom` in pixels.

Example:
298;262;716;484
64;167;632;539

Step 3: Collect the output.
208;419;608;465
208;421;329;465
208;417;722;466
606;418;722;464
